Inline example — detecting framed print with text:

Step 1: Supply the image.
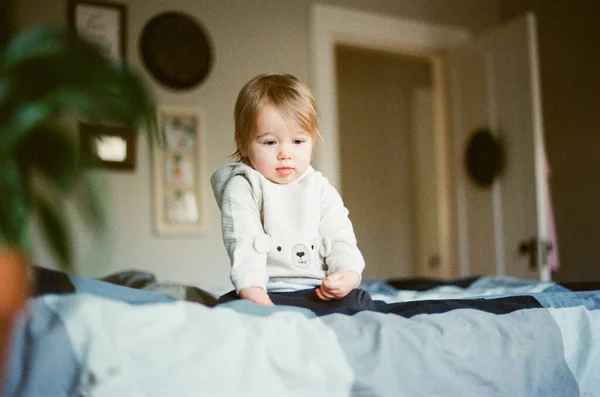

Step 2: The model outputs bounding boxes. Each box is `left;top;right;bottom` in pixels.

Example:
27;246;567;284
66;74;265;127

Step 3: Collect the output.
70;0;127;62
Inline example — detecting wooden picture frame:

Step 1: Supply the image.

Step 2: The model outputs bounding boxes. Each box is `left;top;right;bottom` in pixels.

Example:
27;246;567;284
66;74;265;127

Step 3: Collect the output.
69;0;127;62
79;123;136;171
153;106;205;236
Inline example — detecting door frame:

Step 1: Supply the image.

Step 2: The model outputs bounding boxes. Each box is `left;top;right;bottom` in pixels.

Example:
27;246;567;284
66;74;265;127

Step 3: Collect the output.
310;4;470;278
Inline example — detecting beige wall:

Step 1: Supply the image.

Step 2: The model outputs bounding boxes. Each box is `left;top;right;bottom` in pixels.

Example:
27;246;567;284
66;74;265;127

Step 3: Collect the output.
500;0;600;282
16;0;500;292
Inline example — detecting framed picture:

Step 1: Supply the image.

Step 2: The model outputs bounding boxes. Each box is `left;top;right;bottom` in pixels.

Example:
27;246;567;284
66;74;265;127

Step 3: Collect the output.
153;106;205;236
79;122;136;170
69;0;127;62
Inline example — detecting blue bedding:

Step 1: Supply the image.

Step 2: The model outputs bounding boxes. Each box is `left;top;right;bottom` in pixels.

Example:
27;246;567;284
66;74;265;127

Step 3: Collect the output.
3;277;600;396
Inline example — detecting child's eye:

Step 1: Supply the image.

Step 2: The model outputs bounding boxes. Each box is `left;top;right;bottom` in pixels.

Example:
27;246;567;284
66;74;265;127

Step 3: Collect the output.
264;140;276;146
293;139;304;144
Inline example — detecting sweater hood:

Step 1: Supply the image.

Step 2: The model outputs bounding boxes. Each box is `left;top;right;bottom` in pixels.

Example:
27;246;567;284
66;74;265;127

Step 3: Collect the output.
210;163;315;209
210;163;254;209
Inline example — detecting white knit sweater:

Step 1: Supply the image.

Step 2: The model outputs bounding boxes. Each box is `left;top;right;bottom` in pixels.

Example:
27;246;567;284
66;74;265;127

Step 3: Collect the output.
210;163;365;293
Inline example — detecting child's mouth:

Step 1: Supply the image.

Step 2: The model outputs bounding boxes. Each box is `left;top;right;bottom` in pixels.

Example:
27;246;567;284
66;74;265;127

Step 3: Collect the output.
276;167;294;176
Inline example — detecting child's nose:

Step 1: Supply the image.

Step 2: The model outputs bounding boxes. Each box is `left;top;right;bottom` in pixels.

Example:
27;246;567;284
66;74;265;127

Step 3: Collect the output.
277;148;291;160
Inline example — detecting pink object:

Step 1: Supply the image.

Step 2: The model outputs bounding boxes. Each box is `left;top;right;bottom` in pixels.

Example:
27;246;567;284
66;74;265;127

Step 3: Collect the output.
544;150;560;271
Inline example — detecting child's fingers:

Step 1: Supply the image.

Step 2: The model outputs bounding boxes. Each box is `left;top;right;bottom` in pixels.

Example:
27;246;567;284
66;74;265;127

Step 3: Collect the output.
320;270;360;300
319;284;352;300
320;285;340;300
316;287;332;300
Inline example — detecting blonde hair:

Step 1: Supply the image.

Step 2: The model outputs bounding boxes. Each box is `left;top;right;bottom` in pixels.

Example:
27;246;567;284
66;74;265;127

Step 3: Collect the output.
232;73;322;162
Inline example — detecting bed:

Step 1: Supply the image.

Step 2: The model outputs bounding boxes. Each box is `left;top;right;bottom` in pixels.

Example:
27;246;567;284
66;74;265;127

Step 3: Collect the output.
3;267;600;396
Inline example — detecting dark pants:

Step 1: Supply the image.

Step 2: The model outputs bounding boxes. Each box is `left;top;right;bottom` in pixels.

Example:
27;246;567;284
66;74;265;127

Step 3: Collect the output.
215;287;376;315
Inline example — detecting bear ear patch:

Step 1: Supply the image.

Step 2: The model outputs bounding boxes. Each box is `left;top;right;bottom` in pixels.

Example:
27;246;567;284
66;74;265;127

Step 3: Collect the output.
253;234;271;253
320;236;332;257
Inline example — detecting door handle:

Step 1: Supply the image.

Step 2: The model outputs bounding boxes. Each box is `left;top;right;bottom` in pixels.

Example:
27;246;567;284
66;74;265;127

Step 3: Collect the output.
519;237;553;270
519;238;538;270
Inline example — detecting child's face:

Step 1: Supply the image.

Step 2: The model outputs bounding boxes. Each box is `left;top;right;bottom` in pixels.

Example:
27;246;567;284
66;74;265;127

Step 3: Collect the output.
245;104;314;184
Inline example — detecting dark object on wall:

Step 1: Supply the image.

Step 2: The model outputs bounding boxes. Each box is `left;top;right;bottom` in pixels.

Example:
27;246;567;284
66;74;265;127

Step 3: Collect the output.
465;128;504;188
79;122;137;171
140;11;213;90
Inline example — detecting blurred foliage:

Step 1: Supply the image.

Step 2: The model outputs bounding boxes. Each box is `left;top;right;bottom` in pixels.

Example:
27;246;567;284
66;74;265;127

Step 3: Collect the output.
0;14;158;271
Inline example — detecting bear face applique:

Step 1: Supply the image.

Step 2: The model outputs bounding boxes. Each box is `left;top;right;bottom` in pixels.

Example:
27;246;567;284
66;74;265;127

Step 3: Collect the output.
291;243;313;268
262;232;332;275
269;234;320;270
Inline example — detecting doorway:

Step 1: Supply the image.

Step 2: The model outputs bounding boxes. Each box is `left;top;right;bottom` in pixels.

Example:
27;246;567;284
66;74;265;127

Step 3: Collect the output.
336;45;434;280
311;4;470;280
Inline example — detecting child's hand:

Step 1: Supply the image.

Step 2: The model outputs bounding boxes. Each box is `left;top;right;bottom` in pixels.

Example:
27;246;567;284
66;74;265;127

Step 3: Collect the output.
239;286;274;306
316;270;360;300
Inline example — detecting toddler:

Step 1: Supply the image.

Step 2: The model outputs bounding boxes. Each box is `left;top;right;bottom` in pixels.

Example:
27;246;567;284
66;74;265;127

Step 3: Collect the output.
211;73;374;314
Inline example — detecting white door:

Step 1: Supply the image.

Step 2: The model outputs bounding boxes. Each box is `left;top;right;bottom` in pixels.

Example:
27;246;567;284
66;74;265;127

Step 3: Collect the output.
447;13;551;281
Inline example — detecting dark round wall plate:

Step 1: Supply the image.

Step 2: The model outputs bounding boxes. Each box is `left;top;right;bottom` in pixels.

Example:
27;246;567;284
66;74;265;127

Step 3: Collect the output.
140;11;213;90
465;128;504;188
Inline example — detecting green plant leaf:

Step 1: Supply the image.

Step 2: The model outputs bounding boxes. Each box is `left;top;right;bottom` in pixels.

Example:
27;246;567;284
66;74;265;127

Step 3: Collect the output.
0;159;31;250
19;123;78;192
77;172;108;233
0;101;55;158
1;27;82;70
0;24;159;270
0;0;14;48
1;26;159;148
34;193;72;272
